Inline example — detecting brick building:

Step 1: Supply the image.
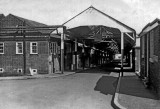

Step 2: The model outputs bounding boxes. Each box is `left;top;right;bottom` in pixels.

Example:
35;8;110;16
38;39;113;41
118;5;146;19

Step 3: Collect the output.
140;18;160;98
0;14;61;75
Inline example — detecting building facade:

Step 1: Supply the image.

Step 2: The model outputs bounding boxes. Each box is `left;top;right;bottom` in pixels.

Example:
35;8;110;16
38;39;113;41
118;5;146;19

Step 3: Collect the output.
140;19;160;98
0;14;61;75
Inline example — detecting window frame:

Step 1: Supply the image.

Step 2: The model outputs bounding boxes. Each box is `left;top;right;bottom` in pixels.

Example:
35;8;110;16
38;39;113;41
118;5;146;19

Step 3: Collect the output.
50;42;57;54
30;42;38;54
0;42;4;54
16;42;23;54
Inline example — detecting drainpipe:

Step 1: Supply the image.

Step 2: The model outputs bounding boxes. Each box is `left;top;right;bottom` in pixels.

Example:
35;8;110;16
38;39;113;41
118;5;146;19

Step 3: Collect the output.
22;21;26;75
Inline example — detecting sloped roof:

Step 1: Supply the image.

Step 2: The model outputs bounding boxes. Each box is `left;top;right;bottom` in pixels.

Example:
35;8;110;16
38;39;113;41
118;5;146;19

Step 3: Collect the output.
0;14;54;35
63;6;135;53
63;6;136;33
11;14;47;27
139;18;160;36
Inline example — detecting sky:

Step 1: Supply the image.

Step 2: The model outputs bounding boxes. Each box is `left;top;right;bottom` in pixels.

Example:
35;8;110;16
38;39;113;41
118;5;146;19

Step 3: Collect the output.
0;0;160;33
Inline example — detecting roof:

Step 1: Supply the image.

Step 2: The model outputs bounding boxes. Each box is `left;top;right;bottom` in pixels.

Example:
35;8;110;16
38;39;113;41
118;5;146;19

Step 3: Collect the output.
63;6;135;53
139;18;160;36
11;14;47;27
0;14;54;36
63;6;136;33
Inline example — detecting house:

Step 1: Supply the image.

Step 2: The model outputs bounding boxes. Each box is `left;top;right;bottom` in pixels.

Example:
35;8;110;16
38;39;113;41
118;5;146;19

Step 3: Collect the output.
0;14;61;75
140;18;160;98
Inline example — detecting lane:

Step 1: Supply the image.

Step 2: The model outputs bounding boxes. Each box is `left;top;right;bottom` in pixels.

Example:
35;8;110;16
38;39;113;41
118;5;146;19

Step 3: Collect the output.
0;68;118;109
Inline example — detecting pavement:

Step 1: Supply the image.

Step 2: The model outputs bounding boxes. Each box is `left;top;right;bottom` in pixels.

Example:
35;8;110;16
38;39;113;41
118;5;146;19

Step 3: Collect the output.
0;71;75;80
114;72;160;109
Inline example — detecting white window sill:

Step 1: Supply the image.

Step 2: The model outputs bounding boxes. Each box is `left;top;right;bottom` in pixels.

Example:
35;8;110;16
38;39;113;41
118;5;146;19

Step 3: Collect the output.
16;53;23;54
30;53;38;55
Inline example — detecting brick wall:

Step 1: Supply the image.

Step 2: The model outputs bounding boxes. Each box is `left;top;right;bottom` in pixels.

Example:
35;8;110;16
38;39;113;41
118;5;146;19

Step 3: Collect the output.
0;40;49;75
140;35;146;78
0;41;24;74
148;26;160;98
26;41;49;74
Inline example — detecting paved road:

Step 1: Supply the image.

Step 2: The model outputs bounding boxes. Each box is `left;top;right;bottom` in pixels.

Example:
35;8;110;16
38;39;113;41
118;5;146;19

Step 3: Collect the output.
0;68;118;109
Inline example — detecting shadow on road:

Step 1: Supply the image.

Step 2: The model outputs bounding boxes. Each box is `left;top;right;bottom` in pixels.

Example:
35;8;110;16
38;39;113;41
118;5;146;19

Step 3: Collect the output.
94;76;118;95
76;61;134;74
76;67;112;74
120;75;158;100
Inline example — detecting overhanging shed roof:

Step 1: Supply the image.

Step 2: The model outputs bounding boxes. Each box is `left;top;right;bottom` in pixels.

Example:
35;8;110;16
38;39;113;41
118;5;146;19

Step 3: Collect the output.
139;18;160;36
63;6;136;33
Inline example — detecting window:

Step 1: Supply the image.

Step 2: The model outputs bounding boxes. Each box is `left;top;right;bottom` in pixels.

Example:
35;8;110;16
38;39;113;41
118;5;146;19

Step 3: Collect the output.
16;42;23;54
0;42;4;54
30;42;38;54
50;42;57;54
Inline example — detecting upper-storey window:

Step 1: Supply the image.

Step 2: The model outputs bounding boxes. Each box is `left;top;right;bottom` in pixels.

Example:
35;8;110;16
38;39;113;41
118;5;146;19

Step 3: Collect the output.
16;42;23;54
30;42;38;54
0;42;4;54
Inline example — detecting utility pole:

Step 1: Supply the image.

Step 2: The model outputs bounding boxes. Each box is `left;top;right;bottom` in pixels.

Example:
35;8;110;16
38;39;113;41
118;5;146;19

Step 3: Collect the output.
60;27;65;74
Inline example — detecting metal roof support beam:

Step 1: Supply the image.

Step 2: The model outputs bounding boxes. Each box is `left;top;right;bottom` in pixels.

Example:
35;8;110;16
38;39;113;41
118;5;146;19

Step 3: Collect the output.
125;32;134;41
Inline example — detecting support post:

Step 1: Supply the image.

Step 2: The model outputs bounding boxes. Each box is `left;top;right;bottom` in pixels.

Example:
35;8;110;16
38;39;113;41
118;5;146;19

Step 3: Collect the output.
121;32;124;77
60;27;65;74
75;39;77;70
82;44;85;70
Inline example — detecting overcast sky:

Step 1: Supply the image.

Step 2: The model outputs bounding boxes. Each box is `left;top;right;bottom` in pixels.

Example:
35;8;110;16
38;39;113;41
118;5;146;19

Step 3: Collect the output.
0;0;160;33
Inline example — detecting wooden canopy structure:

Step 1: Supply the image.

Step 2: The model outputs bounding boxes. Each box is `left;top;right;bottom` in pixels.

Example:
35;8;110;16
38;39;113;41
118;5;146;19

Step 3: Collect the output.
63;6;136;53
63;6;136;75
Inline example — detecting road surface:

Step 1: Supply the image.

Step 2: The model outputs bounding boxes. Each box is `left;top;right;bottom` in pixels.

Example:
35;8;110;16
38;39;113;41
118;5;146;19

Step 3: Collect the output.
0;68;118;109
